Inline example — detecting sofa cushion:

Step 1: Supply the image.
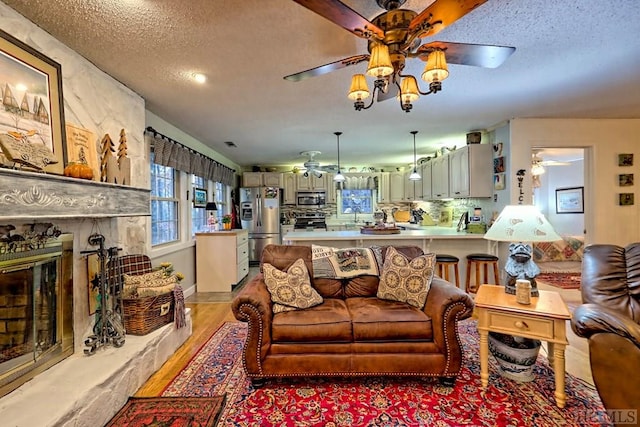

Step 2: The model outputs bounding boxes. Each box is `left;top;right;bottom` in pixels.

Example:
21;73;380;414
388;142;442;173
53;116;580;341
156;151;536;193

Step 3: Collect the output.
263;258;323;314
347;297;433;341
312;245;380;279
377;247;436;309
271;298;353;343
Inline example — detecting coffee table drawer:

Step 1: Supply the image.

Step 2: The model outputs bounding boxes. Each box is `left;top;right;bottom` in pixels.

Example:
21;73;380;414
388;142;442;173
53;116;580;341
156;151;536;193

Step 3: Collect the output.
488;312;554;339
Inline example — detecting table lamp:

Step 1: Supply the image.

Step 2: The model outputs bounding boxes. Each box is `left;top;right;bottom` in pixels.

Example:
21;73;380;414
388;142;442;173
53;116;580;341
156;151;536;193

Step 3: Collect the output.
205;202;218;231
484;205;561;296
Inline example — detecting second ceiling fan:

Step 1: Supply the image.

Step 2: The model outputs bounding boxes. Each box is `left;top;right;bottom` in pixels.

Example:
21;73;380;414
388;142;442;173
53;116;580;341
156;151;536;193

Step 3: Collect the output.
285;0;515;112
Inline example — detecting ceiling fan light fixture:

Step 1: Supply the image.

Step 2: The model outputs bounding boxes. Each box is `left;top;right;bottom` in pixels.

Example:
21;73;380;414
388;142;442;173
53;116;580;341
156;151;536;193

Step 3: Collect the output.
531;162;546;176
347;74;370;100
366;44;394;78
422;50;449;83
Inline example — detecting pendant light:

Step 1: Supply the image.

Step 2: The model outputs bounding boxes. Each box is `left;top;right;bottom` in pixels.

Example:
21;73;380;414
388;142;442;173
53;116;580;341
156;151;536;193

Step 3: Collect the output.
408;131;421;181
333;131;345;182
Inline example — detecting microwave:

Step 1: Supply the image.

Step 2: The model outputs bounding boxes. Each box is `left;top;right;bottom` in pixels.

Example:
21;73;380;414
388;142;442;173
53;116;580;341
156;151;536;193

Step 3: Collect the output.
296;190;326;207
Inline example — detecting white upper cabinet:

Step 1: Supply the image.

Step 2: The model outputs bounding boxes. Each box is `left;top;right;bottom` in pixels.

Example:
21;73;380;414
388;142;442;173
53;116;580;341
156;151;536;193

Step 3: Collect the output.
282;173;297;204
431;156;450;199
420;161;433;200
242;172;283;188
378;172;391;203
296;173;326;190
449;144;492;198
389;171;405;202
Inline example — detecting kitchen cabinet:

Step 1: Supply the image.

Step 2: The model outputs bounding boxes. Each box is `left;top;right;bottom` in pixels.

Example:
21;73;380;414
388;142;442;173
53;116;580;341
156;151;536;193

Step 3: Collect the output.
403;171;421;202
195;230;249;292
282;173;297;204
449;144;492;198
420;161;433;200
389;171;405;202
325;173;337;204
296;173;326;190
431;155;450;199
242;172;282;188
378;172;391;203
281;224;294;235
327;224;345;231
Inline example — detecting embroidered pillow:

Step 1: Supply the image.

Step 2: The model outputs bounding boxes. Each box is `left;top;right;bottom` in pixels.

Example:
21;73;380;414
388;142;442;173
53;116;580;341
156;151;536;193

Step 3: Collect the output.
123;269;164;286
377;247;436;309
263;258;323;314
312;244;379;279
123;270;176;298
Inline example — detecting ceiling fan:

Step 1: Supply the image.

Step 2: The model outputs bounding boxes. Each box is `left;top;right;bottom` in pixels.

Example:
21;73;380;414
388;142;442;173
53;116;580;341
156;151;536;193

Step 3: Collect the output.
284;0;516;111
295;151;338;177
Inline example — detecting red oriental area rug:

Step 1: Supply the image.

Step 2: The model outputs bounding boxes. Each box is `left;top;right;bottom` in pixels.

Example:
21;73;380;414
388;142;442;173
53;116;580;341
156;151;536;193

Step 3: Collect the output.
106;396;226;427
162;321;611;426
536;272;582;290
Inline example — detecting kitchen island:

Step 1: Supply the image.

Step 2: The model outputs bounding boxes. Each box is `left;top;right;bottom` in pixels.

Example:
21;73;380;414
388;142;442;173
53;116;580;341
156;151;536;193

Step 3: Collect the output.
283;227;497;289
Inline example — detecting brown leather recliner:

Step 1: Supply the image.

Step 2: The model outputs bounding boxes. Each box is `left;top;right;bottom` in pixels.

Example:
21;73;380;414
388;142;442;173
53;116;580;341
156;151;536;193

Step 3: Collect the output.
232;244;474;387
571;243;640;418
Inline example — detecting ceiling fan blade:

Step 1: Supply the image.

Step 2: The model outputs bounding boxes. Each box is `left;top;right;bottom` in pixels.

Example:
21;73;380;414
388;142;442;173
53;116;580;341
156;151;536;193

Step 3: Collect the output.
284;54;369;82
376;75;400;102
417;42;515;68
409;0;488;37
292;0;384;39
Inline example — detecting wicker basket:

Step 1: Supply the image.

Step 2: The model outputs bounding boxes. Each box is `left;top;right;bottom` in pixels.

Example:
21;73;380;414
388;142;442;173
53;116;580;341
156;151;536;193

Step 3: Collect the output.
122;292;174;335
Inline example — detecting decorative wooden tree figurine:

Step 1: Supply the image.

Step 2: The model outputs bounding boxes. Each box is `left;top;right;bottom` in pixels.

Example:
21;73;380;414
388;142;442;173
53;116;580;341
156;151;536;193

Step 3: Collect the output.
100;134;114;182
106;129;130;185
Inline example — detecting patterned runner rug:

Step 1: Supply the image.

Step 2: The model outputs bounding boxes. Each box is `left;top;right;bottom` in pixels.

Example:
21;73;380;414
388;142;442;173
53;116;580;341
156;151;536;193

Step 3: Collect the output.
162;321;611;426
106;395;226;426
536;272;582;290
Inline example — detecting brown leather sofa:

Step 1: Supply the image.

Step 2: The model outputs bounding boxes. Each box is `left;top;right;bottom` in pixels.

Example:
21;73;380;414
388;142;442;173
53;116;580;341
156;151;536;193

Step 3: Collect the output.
571;243;640;419
232;244;474;387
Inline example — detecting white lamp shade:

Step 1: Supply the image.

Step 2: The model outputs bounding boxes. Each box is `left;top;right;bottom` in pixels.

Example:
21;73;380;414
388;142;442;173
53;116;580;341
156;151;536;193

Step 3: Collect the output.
408;169;421;181
334;171;345;182
484;205;562;242
348;74;370;100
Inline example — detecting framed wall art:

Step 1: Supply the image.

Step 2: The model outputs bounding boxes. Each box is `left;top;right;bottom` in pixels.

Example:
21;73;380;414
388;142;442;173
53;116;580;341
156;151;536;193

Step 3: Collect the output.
193;187;207;207
619;173;634;187
619;193;634;206
618;153;633;167
556;186;584;214
0;29;67;174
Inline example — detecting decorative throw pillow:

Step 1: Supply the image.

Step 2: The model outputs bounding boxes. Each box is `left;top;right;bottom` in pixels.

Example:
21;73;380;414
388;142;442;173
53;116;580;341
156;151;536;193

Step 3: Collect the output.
123;270;176;298
377;247;436;309
263;258;323;314
123;269;165;286
312;244;380;278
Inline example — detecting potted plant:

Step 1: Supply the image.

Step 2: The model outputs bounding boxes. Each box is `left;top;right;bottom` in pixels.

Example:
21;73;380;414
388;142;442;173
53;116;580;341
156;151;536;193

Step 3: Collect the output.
222;214;233;230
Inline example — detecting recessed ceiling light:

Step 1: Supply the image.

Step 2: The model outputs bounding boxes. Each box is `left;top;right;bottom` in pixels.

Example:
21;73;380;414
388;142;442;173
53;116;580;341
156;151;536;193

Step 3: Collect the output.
193;73;206;84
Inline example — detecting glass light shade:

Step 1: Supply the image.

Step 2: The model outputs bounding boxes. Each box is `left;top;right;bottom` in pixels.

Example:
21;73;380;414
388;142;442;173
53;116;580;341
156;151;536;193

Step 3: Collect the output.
484;205;562;242
334;171;345;182
408;169;421;181
399;76;420;103
347;74;370;100
531;162;546;176
421;50;449;83
366;44;394;78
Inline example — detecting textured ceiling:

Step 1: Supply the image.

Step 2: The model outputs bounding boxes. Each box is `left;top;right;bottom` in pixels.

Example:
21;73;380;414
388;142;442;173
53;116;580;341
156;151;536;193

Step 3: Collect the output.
3;0;639;170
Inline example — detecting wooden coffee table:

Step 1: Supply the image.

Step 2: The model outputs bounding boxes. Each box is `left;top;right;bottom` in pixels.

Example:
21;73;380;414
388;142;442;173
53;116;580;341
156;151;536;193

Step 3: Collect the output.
475;284;572;408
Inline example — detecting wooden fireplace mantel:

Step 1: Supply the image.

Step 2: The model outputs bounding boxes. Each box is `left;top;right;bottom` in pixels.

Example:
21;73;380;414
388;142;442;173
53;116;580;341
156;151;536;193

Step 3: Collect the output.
0;168;150;220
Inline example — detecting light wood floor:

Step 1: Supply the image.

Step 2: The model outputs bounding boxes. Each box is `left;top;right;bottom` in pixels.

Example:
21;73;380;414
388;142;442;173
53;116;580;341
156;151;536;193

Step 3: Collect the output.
134;278;592;396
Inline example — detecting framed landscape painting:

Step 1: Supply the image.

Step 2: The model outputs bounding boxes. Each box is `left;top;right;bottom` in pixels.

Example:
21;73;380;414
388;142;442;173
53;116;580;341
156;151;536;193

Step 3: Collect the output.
0;29;66;174
556;187;584;214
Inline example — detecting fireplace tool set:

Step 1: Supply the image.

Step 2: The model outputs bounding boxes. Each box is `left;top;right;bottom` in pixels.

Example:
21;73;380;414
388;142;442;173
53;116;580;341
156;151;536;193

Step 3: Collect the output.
81;233;125;355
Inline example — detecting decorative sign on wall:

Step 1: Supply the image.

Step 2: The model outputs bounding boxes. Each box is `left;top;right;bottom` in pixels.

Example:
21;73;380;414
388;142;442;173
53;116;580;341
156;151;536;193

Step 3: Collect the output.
65;123;99;180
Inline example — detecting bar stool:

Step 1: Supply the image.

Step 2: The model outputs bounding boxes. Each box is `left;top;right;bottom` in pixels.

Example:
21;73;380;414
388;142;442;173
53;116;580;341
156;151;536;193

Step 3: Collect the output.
465;253;500;294
435;254;460;288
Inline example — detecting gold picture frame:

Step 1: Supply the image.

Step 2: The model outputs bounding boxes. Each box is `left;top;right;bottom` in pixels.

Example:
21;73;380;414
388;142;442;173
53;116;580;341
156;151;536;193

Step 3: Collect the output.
0;28;67;174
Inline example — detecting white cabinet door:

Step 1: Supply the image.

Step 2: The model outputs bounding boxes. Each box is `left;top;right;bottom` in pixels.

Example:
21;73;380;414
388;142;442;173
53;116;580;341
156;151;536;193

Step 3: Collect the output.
324;173;337;203
431;156;450;199
403;171;419;202
296;174;325;190
283;173;297;204
449;148;469;197
242;172;263;187
378;172;390;203
263;172;283;187
448;144;492;198
389;172;405;202
421;161;433;200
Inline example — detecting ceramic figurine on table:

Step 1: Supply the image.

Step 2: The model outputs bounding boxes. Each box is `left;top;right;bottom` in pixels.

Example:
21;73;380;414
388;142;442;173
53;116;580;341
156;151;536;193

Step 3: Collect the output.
504;243;540;296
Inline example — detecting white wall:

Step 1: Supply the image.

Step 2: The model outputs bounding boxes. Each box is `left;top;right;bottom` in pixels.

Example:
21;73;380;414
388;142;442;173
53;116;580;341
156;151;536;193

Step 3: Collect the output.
510;118;640;246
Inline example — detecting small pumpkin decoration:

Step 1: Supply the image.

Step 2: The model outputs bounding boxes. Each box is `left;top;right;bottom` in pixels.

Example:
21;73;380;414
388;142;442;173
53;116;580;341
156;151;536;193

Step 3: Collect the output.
64;162;94;180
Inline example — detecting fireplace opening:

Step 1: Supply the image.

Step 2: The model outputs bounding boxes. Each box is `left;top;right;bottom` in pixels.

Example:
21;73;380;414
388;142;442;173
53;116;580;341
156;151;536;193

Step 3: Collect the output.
0;234;73;397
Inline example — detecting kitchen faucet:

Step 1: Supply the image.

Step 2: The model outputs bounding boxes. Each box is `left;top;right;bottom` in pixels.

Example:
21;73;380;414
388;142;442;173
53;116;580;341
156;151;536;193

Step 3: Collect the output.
353;206;359;223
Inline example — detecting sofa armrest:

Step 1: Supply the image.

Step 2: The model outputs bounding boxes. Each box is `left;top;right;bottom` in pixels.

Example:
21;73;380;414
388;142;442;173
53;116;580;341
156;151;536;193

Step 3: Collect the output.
423;277;474;374
231;273;273;375
571;303;640;348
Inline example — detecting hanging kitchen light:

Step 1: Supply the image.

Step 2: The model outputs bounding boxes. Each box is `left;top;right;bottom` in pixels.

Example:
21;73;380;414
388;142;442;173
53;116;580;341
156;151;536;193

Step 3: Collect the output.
333;131;345;182
408;131;421;181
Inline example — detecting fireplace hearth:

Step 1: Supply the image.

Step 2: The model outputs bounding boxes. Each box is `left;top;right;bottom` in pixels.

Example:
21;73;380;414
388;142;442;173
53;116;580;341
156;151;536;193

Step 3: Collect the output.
0;233;73;397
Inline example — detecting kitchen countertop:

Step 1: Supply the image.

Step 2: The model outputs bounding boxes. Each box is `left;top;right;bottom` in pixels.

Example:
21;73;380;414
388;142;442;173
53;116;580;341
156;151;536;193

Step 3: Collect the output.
283;228;486;241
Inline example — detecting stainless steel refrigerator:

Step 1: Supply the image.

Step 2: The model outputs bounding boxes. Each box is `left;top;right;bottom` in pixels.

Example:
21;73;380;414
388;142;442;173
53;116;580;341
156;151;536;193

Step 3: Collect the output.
240;187;281;263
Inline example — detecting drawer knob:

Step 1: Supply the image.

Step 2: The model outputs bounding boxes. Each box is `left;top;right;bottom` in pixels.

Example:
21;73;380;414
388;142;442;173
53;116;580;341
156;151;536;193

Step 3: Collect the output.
514;321;529;329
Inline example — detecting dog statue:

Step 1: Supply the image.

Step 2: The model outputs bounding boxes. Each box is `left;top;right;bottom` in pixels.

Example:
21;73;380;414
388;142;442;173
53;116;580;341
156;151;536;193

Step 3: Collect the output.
504;242;540;296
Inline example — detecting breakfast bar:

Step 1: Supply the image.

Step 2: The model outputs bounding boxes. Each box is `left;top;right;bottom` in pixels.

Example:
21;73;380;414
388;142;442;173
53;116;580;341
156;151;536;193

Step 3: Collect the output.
283;227;495;288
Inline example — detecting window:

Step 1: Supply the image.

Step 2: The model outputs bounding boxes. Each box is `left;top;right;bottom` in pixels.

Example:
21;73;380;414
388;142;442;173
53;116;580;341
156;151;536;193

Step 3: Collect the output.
191;175;207;234
151;154;179;245
213;181;226;222
338;189;375;217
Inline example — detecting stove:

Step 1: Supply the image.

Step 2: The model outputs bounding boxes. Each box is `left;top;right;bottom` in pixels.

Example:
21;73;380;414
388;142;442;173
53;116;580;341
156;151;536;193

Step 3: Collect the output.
294;212;327;230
